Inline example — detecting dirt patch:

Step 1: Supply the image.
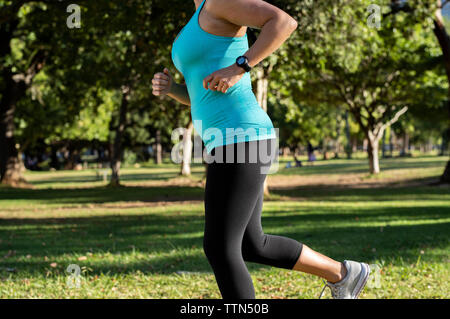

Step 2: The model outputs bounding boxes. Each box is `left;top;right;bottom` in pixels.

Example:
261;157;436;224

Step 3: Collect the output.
104;177;206;189
77;199;204;210
0;199;204;214
266;173;440;190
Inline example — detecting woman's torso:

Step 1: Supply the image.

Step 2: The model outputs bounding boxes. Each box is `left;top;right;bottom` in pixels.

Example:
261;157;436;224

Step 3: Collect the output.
171;0;276;154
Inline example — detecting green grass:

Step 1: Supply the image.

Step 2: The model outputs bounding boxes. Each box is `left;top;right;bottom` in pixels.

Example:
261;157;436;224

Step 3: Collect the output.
0;155;449;298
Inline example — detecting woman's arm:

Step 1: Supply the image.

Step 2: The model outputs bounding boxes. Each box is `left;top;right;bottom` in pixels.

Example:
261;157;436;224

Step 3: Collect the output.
218;0;297;68
203;0;298;92
152;68;191;106
168;82;191;106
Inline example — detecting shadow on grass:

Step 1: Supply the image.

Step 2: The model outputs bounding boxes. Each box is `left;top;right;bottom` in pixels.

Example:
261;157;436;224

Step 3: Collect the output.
29;172;180;185
1;203;448;275
0;185;205;204
1;178;448;206
270;182;450;202
277;158;447;176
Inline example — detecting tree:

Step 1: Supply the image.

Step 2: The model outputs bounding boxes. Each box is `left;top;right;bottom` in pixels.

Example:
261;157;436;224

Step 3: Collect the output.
95;1;192;185
45;1;191;185
0;1;53;185
0;1;105;184
387;0;450;182
180;120;194;176
432;0;450;182
285;0;446;174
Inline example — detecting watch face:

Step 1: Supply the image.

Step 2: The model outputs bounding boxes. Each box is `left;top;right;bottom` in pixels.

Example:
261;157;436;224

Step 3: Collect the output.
237;57;246;65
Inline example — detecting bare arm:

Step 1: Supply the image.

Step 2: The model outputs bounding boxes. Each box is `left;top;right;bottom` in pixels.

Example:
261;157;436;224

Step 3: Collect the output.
203;0;297;92
152;68;191;106
168;82;191;106
215;0;297;67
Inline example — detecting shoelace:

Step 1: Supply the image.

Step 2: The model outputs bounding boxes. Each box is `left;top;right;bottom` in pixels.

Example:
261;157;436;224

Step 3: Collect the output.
318;280;342;299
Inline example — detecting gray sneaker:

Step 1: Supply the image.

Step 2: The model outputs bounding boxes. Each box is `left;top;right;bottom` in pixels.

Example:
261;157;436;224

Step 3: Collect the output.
319;260;370;299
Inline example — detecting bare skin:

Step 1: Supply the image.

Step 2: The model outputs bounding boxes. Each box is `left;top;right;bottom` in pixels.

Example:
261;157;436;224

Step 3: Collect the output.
152;0;348;285
152;68;191;106
293;245;347;283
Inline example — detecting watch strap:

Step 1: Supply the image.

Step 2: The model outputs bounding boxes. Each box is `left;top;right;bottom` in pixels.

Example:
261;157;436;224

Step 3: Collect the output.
236;55;251;72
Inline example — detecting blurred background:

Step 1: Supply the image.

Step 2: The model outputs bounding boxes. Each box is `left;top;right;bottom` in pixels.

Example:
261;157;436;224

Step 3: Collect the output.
0;0;449;299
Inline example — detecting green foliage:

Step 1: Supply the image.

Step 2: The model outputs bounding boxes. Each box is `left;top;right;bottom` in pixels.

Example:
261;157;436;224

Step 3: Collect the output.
268;0;446;147
123;149;137;166
1;0;195;165
1;0;447;171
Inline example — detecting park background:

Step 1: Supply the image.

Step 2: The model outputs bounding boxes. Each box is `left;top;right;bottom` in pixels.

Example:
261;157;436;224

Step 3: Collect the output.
0;0;449;298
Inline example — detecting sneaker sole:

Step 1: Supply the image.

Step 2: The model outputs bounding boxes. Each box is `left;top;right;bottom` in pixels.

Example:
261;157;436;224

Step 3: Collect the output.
352;262;370;299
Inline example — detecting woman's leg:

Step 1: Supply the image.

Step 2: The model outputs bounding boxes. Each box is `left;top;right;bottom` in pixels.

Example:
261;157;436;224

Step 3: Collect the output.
242;186;347;283
203;142;268;299
292;245;347;283
241;187;304;270
203;138;348;299
240;139;347;284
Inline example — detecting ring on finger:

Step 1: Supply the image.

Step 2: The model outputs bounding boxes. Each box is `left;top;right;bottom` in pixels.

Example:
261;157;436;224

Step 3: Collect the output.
221;81;229;92
216;82;224;92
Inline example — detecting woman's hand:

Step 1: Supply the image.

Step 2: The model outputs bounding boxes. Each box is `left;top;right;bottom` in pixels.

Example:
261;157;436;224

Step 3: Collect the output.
152;68;174;96
203;64;245;93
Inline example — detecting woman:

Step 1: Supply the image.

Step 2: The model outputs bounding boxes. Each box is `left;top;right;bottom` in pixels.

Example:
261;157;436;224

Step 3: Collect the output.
152;0;370;299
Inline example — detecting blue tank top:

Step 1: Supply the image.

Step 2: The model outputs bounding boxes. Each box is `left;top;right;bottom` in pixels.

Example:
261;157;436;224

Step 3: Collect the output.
171;0;276;154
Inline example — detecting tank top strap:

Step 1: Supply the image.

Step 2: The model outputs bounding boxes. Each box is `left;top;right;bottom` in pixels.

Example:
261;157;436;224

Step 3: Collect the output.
196;0;207;16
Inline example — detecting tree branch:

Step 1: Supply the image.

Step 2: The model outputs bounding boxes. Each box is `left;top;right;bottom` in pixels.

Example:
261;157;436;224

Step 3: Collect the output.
377;106;409;138
11;49;48;85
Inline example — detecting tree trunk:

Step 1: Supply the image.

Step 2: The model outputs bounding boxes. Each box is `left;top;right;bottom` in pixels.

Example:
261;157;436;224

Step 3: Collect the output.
344;110;352;159
352;137;357;153
181;120;194;176
363;138;368;152
351;102;407;175
154;129;162;164
255;66;271;196
367;135;381;174
440;132;445;156
441;161;450;183
64;147;79;170
255;67;269;112
427;138;432;153
441;160;450;183
401;132;409;156
109;86;130;187
0;73;26;186
389;129;394;157
50;145;60;170
433;1;450;182
323;138;329;160
0;18;46;186
334;114;342;159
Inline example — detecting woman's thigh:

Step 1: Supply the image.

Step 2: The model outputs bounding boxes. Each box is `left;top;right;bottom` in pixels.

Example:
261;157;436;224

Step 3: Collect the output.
204;160;264;244
203;139;277;241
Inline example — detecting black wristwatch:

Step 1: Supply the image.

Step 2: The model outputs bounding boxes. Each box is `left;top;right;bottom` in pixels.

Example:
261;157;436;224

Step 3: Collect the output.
236;55;252;72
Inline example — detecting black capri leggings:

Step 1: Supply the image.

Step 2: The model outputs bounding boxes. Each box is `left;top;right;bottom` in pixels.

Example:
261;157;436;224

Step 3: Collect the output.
203;138;303;299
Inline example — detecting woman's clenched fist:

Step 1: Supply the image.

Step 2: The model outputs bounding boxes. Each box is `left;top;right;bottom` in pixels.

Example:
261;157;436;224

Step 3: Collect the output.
152;68;173;96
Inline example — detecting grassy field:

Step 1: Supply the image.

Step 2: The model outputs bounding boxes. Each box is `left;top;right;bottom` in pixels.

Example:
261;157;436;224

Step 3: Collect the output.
0;154;449;298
